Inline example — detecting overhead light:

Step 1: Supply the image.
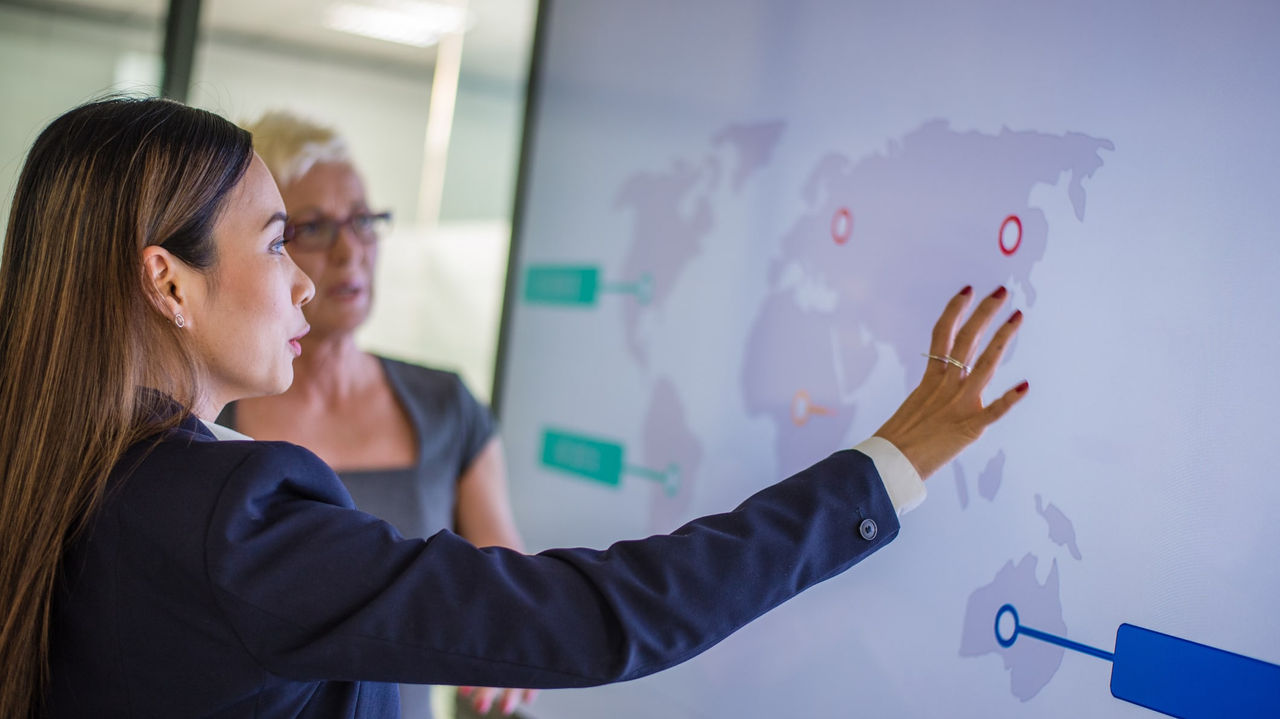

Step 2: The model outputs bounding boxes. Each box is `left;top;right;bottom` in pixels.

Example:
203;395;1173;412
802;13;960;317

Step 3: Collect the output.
324;0;471;48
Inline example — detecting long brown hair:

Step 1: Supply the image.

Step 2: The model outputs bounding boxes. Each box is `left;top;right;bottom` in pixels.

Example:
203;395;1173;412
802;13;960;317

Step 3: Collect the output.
0;97;253;717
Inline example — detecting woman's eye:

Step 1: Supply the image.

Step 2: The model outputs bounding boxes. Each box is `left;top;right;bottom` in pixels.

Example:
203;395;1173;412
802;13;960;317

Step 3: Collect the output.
270;237;288;254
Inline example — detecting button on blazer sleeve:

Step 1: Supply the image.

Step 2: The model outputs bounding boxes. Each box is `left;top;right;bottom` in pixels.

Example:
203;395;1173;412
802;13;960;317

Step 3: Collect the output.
204;442;900;689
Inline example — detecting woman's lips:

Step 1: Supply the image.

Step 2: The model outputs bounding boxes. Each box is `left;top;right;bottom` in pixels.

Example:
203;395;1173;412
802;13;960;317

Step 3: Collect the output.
326;282;365;301
289;324;310;357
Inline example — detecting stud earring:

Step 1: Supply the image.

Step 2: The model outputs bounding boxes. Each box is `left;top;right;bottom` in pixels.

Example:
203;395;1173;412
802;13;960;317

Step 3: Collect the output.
174;313;185;328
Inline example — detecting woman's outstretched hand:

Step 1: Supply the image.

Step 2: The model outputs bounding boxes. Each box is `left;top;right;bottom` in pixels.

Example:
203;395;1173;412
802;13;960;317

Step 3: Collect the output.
873;285;1028;480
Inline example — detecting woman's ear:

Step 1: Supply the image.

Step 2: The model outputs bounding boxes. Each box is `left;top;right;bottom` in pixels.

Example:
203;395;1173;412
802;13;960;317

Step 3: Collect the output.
140;246;188;324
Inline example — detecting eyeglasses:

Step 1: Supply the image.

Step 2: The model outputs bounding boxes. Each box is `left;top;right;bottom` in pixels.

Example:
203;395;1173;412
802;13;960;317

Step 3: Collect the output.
284;211;392;252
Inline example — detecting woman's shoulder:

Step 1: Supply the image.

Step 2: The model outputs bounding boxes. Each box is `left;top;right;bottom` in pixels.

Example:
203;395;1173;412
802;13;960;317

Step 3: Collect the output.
375;355;478;407
115;420;352;511
376;354;462;387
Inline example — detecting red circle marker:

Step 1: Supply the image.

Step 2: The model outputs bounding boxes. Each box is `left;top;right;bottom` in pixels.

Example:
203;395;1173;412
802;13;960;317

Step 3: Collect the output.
792;391;811;426
791;390;833;426
999;214;1022;256
831;207;853;245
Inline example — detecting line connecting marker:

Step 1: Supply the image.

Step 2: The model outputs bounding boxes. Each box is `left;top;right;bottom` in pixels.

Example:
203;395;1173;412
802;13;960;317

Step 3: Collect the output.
624;462;680;496
995;604;1113;660
599;272;653;305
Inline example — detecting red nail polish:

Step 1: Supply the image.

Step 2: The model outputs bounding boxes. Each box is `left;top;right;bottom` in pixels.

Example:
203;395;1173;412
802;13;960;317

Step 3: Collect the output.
1015;381;1029;393
1007;310;1022;324
960;285;973;296
991;286;1008;300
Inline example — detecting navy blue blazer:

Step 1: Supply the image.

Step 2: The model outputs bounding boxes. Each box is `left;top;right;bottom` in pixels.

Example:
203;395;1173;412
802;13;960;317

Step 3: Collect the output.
49;416;899;717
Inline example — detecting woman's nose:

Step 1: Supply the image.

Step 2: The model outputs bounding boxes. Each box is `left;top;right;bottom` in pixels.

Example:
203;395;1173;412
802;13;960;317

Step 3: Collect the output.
294;261;316;307
328;223;366;265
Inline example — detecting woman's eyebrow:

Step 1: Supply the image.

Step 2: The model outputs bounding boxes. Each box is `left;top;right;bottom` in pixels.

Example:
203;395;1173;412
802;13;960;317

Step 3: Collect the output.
262;211;288;231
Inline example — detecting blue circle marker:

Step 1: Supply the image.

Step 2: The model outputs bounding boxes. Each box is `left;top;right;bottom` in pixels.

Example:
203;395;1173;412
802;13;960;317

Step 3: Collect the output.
995;603;1019;648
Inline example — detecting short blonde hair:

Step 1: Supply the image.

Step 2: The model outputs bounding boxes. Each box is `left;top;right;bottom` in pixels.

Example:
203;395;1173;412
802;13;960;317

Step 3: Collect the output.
241;110;351;189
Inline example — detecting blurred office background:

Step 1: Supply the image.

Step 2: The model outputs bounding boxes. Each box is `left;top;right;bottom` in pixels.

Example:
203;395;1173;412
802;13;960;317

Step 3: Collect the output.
0;0;536;402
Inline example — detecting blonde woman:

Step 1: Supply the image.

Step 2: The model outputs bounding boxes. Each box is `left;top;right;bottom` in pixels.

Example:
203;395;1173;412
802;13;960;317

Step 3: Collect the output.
0;97;1027;718
218;111;534;717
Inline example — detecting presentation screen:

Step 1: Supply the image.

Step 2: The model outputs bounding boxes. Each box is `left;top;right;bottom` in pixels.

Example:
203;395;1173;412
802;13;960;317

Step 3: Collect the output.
495;1;1280;716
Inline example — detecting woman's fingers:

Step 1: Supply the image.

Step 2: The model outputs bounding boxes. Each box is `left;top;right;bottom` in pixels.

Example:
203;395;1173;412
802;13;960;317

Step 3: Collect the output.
468;686;499;714
499;688;539;715
464;686;537;716
966;309;1023;395
499;688;519;715
475;687;494;714
875;284;1027;479
926;286;974;379
949;285;1008;367
979;380;1031;426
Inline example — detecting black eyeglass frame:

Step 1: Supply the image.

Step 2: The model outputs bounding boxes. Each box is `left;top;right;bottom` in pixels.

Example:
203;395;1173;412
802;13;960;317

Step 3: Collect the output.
283;210;393;252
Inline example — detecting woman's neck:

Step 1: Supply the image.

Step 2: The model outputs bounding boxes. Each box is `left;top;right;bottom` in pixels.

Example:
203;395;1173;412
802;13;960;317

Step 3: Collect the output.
287;331;376;403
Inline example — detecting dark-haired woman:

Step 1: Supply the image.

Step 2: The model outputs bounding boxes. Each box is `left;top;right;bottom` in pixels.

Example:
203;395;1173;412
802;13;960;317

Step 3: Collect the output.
0;97;1027;718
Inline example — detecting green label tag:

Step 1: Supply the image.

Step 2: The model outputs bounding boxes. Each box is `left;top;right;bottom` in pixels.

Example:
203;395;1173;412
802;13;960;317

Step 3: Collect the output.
523;266;600;306
540;429;624;486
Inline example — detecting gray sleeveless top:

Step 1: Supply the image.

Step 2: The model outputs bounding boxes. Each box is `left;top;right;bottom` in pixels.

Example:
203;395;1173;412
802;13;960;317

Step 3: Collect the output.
218;356;496;539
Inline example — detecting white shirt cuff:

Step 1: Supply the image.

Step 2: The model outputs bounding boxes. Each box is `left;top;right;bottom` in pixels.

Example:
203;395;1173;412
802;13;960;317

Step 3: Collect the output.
852;436;927;516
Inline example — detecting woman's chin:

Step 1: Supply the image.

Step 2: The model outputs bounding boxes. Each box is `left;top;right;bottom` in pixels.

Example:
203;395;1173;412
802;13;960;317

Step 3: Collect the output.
273;370;296;395
253;367;295;398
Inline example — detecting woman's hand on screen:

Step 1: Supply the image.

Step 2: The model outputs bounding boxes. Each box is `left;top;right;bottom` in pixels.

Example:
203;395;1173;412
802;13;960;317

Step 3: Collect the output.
873;285;1028;480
